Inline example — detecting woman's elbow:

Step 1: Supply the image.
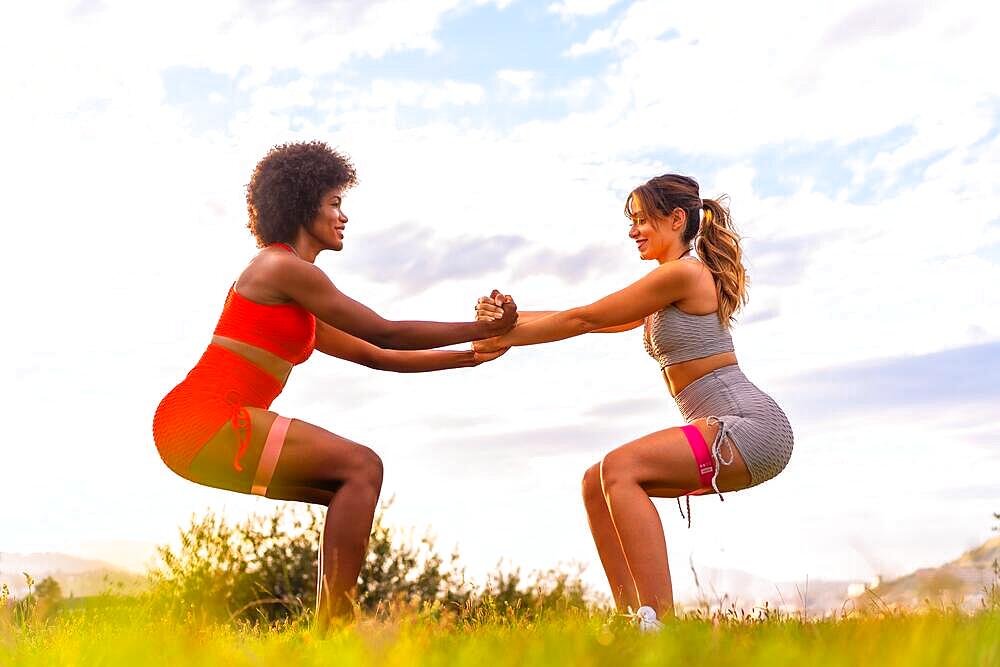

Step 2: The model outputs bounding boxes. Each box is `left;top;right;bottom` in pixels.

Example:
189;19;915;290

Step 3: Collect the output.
573;311;603;335
364;323;397;349
358;350;391;371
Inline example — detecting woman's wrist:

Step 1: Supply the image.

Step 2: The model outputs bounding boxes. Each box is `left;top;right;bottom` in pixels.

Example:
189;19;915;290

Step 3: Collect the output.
476;318;507;339
492;331;514;349
453;349;480;368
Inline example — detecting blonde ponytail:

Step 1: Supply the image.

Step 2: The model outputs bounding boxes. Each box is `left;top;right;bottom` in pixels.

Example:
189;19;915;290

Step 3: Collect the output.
697;196;748;327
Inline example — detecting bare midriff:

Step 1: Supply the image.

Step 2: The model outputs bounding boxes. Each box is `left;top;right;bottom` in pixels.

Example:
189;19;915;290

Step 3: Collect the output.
211;335;293;386
663;351;739;397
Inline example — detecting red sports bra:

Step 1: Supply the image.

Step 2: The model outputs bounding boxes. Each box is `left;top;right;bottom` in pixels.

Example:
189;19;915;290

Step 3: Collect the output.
212;243;316;364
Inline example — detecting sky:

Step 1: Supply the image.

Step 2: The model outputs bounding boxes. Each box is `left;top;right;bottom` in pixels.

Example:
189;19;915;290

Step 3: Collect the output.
1;0;999;600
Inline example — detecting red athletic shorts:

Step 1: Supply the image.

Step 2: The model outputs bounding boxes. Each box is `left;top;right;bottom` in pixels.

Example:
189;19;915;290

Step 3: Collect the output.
153;344;282;480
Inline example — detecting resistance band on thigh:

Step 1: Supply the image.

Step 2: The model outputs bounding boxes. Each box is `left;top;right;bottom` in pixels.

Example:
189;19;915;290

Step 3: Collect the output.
251;416;292;496
676;424;717;528
680;424;715;491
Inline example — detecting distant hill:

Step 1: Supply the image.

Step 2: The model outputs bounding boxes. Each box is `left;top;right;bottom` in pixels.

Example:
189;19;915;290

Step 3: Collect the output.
680;536;1000;616
870;536;1000;611
0;552;147;598
681;565;855;616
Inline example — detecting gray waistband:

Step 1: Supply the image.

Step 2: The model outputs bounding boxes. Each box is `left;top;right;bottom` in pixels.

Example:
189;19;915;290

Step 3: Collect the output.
673;364;745;418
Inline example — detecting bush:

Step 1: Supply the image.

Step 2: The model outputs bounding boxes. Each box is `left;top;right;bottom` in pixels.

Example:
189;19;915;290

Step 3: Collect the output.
150;505;320;622
477;564;592;618
0;573;63;630
357;502;471;614
148;501;593;625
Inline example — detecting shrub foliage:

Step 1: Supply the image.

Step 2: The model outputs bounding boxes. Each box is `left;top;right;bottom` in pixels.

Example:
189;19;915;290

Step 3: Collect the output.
149;500;592;624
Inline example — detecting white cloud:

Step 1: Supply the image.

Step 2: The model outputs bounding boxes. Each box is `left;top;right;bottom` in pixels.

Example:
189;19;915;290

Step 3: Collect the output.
496;68;538;101
552;77;597;106
549;0;622;19
0;0;507;115
325;79;486;112
249;77;317;114
559;0;1000;153
565;26;615;56
564;0;673;55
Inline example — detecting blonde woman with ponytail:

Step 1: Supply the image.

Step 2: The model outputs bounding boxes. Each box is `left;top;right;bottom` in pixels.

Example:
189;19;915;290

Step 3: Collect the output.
473;174;793;630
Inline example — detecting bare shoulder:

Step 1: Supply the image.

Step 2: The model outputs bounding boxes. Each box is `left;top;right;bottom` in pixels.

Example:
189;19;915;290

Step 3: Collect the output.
672;257;718;311
646;257;702;286
236;247;316;304
633;257;706;309
685;257;718;287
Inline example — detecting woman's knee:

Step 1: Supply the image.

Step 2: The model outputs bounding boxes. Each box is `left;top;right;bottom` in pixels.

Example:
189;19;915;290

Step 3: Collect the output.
599;450;635;494
308;440;383;494
349;445;383;490
581;464;604;505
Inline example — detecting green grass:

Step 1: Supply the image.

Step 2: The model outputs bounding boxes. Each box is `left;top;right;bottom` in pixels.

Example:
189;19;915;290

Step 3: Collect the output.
3;600;998;667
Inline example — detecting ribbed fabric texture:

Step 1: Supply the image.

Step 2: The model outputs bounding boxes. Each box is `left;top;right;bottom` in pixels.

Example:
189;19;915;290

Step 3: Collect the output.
673;365;793;486
153;344;283;476
213;286;316;364
154;243;313;480
643;305;734;367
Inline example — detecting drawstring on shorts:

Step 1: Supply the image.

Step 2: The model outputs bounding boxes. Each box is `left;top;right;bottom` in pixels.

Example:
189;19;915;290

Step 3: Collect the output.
225;390;251;472
706;416;736;495
676;417;735;528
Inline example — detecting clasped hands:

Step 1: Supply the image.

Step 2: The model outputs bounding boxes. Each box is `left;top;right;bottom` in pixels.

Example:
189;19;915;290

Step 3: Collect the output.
471;289;516;363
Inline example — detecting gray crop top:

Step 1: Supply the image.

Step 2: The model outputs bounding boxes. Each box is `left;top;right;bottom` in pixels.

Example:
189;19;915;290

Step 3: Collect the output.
642;260;735;368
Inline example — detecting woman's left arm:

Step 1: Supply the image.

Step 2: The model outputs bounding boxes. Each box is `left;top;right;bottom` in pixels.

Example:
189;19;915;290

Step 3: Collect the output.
489;262;694;349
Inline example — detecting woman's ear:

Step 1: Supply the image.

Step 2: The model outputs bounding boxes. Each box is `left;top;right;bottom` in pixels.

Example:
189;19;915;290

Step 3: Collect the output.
672;207;686;232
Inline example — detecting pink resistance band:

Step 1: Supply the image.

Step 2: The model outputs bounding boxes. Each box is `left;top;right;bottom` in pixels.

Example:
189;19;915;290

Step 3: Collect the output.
679;424;715;495
251;416;291;496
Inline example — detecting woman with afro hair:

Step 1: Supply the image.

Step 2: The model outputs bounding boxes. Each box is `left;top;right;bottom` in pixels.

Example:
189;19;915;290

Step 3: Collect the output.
153;141;516;630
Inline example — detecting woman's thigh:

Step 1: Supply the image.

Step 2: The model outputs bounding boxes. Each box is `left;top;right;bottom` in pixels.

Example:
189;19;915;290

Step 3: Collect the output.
602;418;752;498
186;407;279;494
266;417;383;502
186;407;380;505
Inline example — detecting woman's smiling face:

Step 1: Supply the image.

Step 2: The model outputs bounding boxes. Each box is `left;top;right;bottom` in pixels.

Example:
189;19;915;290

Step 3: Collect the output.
311;188;348;251
626;192;686;263
628;197;665;261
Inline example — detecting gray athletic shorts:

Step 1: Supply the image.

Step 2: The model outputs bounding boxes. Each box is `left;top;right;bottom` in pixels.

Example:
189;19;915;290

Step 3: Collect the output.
674;364;793;490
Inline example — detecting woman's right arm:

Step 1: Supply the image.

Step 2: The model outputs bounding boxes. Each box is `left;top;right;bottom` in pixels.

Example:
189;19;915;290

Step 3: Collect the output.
476;297;641;333
273;255;517;350
473;263;691;351
314;321;501;372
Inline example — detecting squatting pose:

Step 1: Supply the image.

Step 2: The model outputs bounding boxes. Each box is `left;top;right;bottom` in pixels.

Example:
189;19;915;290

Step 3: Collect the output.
474;174;793;630
153;141;515;630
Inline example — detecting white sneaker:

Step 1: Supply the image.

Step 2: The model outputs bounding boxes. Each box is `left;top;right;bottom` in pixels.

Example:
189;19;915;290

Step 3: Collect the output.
629;605;664;633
